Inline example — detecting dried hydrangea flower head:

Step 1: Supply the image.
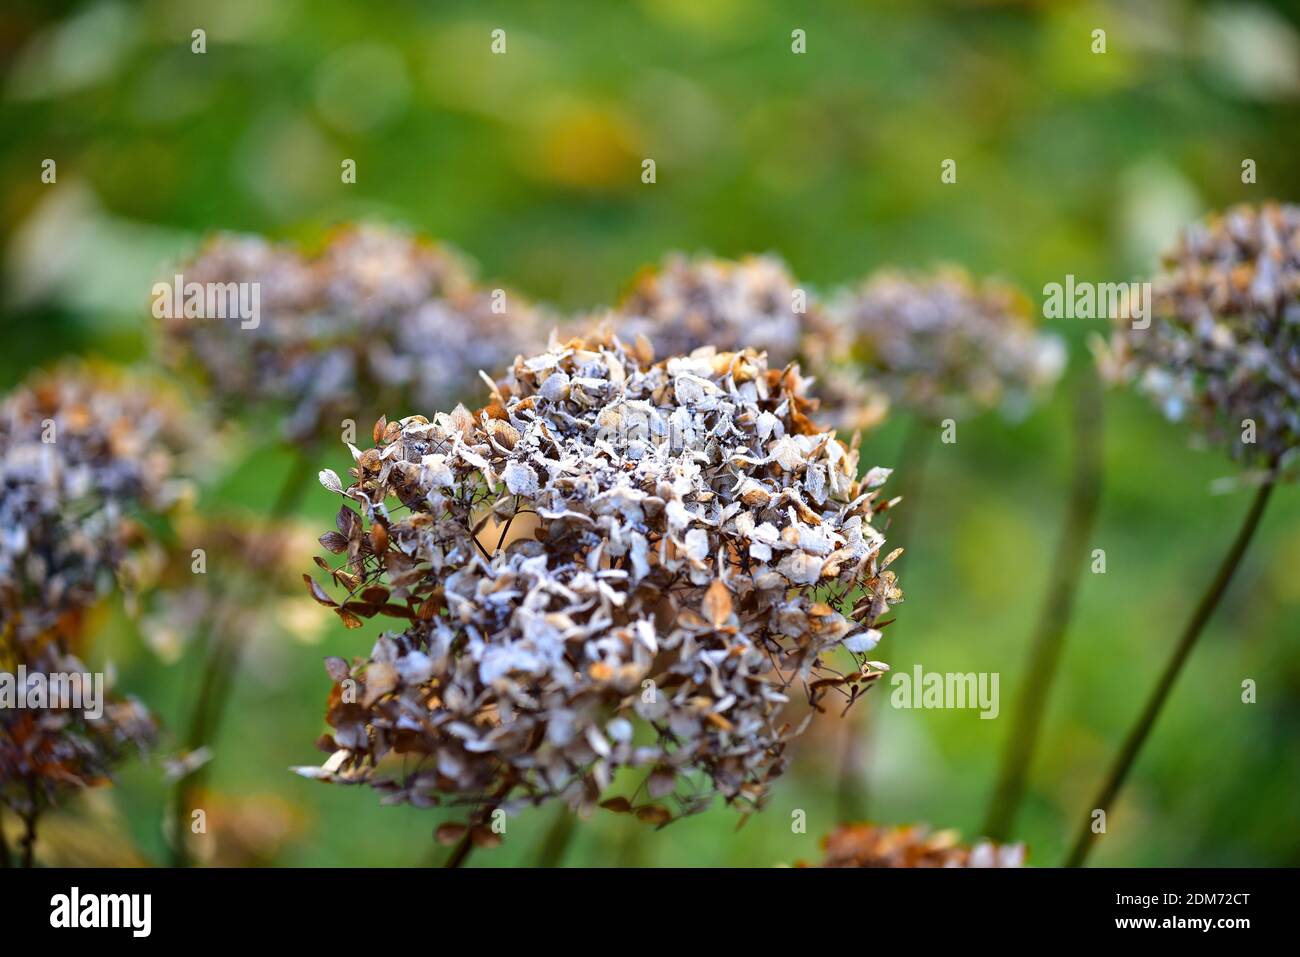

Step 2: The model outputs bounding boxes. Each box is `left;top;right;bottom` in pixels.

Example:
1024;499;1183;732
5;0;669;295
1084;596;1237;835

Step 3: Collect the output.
1100;202;1300;471
0;638;156;830
0;364;182;841
296;331;904;828
159;224;548;444
314;223;473;321
816;822;1025;868
590;253;888;433
0;363;194;646
829;268;1065;421
600;253;835;368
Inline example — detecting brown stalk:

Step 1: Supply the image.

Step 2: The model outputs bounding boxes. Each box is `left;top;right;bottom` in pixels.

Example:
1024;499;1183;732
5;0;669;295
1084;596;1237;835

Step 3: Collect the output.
983;368;1103;840
1064;468;1277;867
443;777;516;869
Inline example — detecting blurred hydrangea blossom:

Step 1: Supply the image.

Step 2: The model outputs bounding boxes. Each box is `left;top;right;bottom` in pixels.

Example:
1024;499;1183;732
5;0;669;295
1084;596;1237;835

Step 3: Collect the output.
816;822;1025;868
295;331;904;828
0;363;194;644
174;789;307;867
1099;202;1299;471
829;268;1066;421
159;224;549;445
606;253;831;364
0;641;156;825
589;253;888;432
0;365;189;833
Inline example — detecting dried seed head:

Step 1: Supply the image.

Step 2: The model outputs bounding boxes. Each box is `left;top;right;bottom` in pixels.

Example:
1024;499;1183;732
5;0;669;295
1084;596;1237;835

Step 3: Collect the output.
1100;202;1300;471
0;640;156;823
297;331;904;828
816;822;1025;868
600;253;834;367
0;363;195;646
158;224;549;444
589;253;889;434
829;268;1065;421
0;364;181;826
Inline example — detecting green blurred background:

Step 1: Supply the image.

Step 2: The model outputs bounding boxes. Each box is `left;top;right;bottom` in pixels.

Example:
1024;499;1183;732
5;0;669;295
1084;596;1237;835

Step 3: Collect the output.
2;0;1298;866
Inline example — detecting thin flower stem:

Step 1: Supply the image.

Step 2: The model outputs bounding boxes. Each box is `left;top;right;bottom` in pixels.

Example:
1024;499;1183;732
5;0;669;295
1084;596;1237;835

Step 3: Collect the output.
443;780;515;869
495;497;520;554
170;443;317;866
983;369;1104;840
1064;472;1277;867
21;779;38;868
443;832;476;869
533;806;576;867
169;614;217;867
835;416;935;821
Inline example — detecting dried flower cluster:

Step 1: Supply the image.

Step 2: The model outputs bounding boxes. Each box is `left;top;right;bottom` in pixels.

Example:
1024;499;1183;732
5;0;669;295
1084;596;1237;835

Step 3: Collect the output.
296;331;903;827
1101;202;1300;470
0;641;156;821
829;268;1065;421
815;822;1025;868
593;254;888;433
0;363;193;645
159;224;549;444
603;254;832;368
0;365;185;829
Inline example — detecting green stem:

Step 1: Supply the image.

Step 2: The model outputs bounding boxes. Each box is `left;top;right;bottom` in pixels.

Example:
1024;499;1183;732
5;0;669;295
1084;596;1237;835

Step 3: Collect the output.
983;369;1104;840
169;615;217;867
834;416;935;821
533;806;576;868
1064;473;1276;867
170;444;317;866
